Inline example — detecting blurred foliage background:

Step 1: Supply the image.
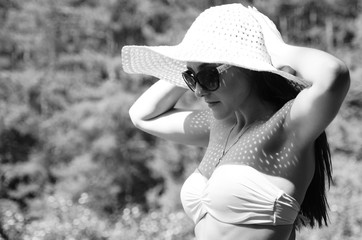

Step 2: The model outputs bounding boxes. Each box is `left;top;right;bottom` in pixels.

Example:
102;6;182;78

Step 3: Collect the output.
0;0;361;239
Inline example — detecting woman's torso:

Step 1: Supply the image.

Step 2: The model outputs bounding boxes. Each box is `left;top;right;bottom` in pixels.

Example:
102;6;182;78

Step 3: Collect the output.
181;100;315;240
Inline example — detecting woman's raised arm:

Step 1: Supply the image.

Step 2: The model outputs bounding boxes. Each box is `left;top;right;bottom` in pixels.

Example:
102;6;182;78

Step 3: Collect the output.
250;7;350;142
129;80;211;146
282;45;350;141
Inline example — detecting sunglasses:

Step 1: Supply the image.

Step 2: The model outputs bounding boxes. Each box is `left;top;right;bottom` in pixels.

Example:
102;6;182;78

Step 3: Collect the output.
182;64;231;92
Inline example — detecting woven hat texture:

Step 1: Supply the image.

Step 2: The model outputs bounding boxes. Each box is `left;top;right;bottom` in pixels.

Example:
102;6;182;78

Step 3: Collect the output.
121;4;310;90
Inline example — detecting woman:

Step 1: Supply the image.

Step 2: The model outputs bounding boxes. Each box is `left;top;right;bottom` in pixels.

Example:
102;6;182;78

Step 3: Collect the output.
121;4;350;240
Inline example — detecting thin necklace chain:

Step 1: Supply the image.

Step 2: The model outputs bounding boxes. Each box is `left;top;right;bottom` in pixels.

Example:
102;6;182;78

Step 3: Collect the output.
215;121;259;168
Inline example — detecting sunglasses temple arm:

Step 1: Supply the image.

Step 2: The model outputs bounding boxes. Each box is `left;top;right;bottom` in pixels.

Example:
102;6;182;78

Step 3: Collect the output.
217;64;232;73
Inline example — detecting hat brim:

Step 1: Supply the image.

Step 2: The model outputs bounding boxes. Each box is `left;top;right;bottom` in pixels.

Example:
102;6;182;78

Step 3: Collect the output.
121;44;311;90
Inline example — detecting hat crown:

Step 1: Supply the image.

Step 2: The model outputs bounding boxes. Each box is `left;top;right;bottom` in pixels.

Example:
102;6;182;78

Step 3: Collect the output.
180;4;272;65
121;4;310;90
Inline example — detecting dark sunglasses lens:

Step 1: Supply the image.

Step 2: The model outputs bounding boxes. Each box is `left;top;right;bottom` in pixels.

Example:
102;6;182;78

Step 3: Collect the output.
182;71;196;91
197;68;219;91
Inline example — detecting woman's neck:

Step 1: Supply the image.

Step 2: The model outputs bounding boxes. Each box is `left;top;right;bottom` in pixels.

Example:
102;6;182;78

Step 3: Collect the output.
232;99;277;133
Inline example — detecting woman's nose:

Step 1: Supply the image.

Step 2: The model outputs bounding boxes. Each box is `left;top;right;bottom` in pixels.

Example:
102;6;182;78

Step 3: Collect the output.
194;83;208;98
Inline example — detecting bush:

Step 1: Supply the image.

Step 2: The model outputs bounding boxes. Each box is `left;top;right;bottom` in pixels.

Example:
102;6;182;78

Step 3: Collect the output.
0;194;195;240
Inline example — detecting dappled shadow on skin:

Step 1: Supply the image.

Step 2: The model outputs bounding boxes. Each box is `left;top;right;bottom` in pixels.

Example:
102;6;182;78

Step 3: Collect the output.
196;100;301;181
225;117;299;179
183;109;213;138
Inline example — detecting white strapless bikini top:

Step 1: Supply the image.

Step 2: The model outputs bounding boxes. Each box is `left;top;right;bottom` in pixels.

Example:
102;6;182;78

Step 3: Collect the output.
180;165;300;225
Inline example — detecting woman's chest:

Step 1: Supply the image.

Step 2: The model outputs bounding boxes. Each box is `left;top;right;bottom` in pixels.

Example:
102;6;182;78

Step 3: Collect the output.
198;118;299;179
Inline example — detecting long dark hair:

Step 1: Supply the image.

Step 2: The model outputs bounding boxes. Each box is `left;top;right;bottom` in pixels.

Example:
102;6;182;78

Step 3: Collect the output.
246;68;333;228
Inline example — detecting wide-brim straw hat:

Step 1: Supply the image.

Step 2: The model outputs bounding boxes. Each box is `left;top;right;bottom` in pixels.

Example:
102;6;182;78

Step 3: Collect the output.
121;4;311;90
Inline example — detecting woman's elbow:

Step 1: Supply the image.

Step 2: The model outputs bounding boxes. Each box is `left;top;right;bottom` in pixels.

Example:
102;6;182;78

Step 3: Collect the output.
329;60;350;95
128;105;143;129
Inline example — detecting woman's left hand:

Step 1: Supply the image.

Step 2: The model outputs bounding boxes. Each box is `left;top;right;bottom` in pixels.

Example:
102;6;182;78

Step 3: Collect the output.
248;6;288;69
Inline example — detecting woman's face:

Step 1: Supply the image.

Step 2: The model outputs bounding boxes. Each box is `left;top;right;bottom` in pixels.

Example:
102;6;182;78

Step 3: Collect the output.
187;62;254;120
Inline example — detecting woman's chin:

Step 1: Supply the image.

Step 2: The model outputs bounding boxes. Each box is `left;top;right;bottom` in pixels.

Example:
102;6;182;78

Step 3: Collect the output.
209;108;231;121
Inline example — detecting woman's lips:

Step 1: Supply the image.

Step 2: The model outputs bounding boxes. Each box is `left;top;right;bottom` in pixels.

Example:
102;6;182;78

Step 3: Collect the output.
206;101;219;108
